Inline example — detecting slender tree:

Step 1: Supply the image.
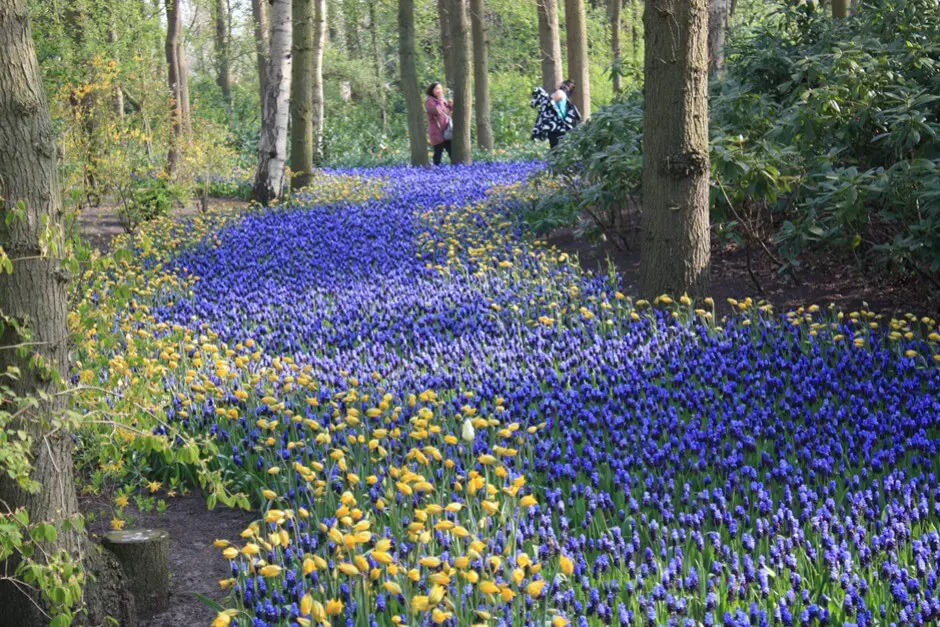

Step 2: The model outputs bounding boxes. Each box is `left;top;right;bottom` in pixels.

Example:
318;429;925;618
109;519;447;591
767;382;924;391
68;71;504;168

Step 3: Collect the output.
608;0;623;92
536;0;563;92
311;0;327;162
368;0;387;129
165;0;184;172
0;1;134;622
640;0;711;297
832;0;848;18
437;0;454;87
449;0;472;163
214;0;232;104
251;0;270;118
564;0;591;118
470;0;493;150
631;0;639;66
399;0;429;165
707;0;729;74
291;0;314;189
253;0;292;205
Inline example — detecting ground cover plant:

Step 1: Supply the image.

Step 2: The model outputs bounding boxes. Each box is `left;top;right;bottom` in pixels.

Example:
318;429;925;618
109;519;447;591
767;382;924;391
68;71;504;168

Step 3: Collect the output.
67;162;940;626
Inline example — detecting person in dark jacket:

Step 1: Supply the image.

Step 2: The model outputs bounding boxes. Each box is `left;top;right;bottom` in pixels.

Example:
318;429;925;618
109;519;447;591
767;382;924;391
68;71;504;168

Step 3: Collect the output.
531;80;582;148
425;82;454;165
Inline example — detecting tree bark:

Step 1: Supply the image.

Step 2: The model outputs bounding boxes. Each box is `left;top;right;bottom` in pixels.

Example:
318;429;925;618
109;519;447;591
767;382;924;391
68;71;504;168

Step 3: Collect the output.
102;530;169;618
564;0;591;118
368;1;387;129
631;0;639;66
707;0;729;74
832;0;848;18
609;0;623;92
640;0;711;298
165;0;183;173
252;0;292;205
250;0;270;119
437;0;454;88
108;24;124;119
214;0;232;104
0;2;134;624
178;32;191;134
399;0;428;165
470;0;493;150
291;0;314;189
449;0;472;163
311;0;326;163
536;0;563;92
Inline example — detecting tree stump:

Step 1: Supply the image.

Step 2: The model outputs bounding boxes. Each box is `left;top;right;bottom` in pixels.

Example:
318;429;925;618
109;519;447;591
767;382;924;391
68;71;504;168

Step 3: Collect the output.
101;529;170;618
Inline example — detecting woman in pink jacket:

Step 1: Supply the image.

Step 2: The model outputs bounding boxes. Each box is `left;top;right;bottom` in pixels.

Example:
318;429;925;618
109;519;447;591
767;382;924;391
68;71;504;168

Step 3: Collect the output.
425;82;454;165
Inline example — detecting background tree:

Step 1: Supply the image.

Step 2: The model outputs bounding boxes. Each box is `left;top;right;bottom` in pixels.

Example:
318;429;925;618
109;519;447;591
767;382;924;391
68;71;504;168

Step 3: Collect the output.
368;0;387;129
536;0;564;92
251;0;270;118
708;0;729;73
165;0;185;173
0;0;134;623
564;0;591;117
398;0;428;165
253;0;292;205
832;0;848;18
437;0;455;88
311;0;327;162
608;0;623;92
214;0;232;105
449;0;473;163
291;0;314;189
640;0;710;297
470;0;493;150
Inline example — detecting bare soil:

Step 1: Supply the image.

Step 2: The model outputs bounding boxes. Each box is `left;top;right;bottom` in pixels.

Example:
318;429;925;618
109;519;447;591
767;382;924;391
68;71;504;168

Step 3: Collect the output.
546;228;935;317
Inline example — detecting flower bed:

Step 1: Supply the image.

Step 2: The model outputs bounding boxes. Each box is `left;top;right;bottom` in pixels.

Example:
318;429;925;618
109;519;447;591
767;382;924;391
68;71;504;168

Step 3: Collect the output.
73;163;939;627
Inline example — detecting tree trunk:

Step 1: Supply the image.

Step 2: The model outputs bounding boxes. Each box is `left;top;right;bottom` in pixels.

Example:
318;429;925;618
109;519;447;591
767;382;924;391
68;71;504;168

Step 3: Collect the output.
399;0;428;166
609;0;623;92
470;0;493;150
564;0;591;118
165;0;183;173
109;24;124;119
631;0;639;66
536;0;563;92
102;530;169;618
311;0;326;163
707;0;728;74
252;0;292;205
329;0;352;101
437;0;454;87
449;0;472;163
251;0;270;119
368;1;387;129
214;0;232;104
291;0;314;189
832;0;848;18
640;0;711;298
178;33;191;134
0;2;134;624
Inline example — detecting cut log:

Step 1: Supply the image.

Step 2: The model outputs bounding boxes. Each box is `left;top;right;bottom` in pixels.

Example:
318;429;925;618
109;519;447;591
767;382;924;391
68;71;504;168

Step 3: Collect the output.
101;529;170;618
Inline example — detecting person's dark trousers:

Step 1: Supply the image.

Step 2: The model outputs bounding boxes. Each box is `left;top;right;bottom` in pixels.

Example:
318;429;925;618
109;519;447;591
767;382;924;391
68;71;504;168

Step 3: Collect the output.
549;133;564;148
433;140;452;165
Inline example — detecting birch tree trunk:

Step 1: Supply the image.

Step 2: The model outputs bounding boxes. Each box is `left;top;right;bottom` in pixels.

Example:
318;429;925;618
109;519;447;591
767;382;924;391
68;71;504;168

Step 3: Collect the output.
0;2;135;623
536;0;563;92
437;0;454;87
707;0;729;74
215;0;232;104
252;0;292;205
609;0;623;93
399;0;429;165
470;0;493;150
311;0;326;163
291;0;314;189
564;0;591;118
251;0;270;119
450;0;472;163
640;0;711;297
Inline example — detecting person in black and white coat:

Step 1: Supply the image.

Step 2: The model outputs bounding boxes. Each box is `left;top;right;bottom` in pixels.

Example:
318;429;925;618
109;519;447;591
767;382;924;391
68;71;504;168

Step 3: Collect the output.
531;80;582;148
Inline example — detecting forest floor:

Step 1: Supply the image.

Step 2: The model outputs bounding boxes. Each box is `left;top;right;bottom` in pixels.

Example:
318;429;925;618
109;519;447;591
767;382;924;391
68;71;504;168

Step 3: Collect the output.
74;194;933;626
